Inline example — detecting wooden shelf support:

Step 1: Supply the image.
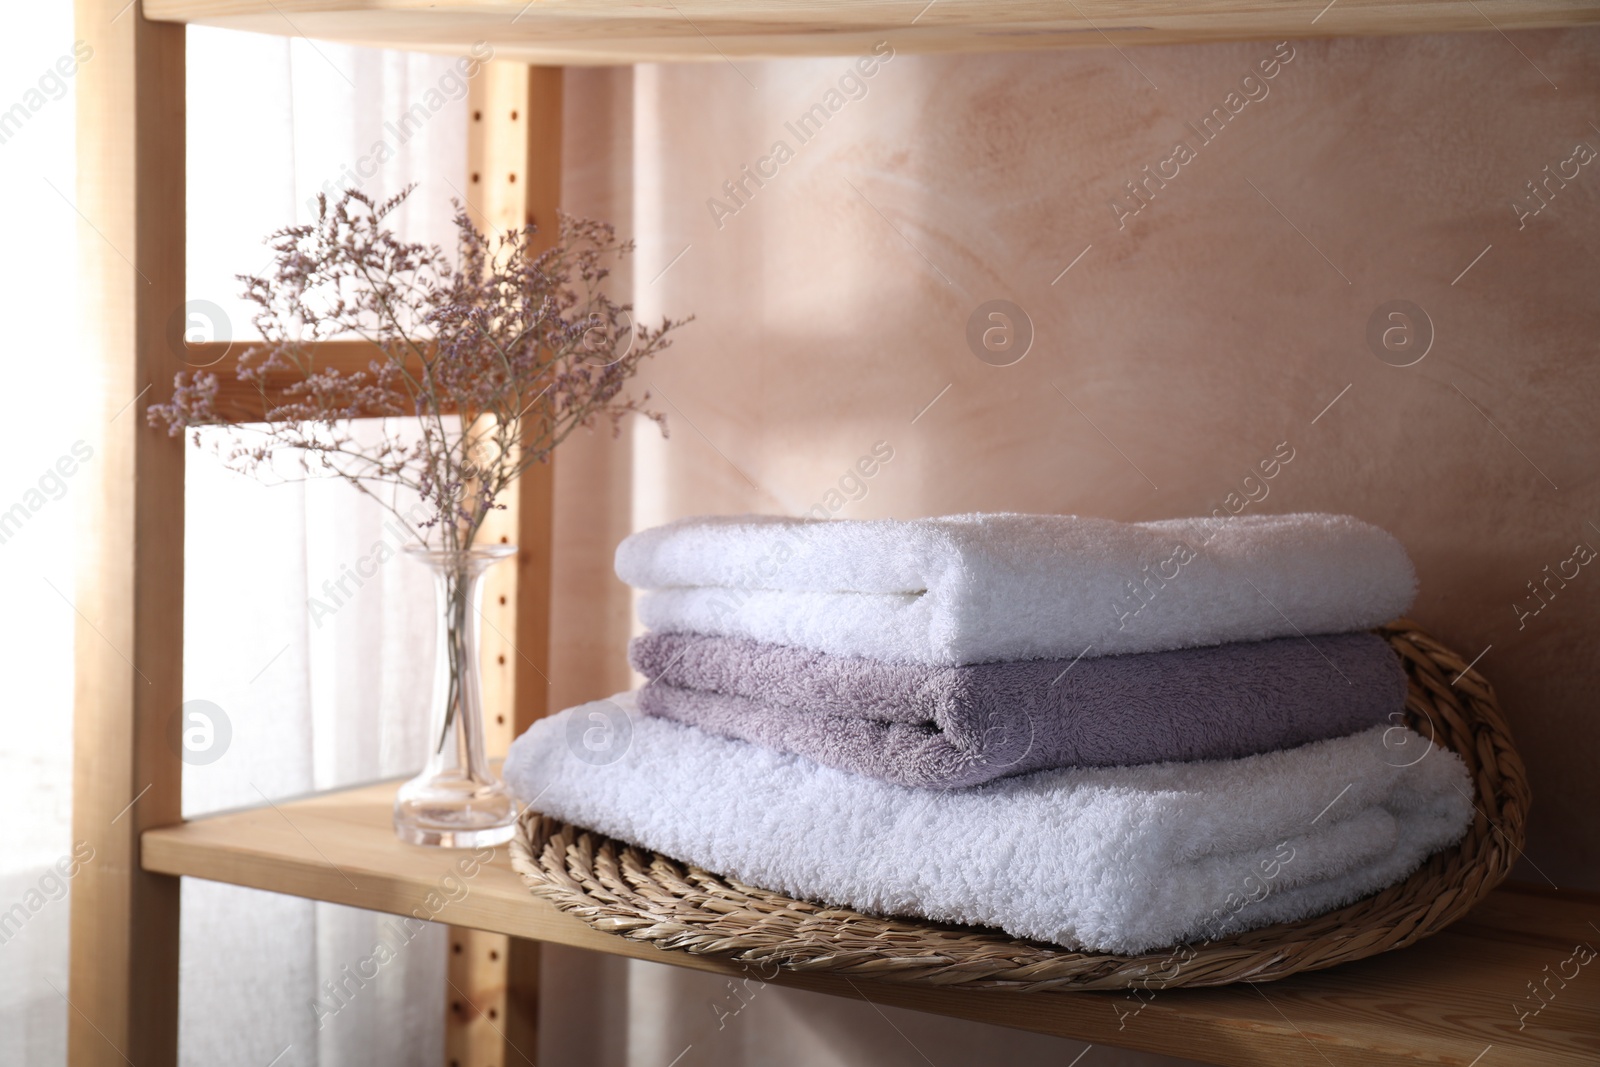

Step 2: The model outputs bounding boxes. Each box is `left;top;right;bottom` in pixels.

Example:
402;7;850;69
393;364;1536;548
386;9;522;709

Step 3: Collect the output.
141;0;1600;65
68;3;188;1066
456;60;563;1067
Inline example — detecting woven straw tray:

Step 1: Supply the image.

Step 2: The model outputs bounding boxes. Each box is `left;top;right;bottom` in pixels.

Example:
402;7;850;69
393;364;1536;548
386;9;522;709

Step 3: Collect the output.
509;619;1528;991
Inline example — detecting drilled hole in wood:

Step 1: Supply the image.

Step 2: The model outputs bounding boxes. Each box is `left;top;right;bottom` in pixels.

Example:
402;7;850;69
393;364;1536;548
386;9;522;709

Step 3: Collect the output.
451;1001;463;1016
453;942;462;954
498;595;507;605
489;949;500;961
471;172;480;184
500;535;509;543
496;714;505;725
472;109;481;121
508;173;517;183
497;654;506;665
511;109;519;120
488;1008;499;1021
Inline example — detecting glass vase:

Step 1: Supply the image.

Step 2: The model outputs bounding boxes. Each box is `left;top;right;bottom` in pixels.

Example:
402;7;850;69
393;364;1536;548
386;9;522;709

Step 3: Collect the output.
394;543;520;847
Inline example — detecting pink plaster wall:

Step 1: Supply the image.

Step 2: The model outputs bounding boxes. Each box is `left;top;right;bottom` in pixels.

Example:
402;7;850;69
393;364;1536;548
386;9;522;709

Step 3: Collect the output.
544;28;1600;1066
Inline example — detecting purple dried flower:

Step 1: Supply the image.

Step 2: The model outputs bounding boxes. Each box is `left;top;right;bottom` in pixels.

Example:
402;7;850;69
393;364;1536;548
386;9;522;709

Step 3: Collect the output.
148;187;689;553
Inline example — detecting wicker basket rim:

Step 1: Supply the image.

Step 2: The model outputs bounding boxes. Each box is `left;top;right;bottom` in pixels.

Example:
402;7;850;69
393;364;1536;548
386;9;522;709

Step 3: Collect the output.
509;619;1528;991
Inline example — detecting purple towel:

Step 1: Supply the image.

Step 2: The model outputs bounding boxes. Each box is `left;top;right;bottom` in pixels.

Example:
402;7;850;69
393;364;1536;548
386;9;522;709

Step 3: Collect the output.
630;631;1408;789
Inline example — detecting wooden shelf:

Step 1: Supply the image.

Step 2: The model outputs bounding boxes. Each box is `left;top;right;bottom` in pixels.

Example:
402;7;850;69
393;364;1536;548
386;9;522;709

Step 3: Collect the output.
143;779;1600;1067
143;0;1600;64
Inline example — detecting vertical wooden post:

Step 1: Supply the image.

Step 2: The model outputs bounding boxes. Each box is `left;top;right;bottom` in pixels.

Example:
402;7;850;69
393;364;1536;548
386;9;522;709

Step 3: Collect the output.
68;2;187;1066
503;67;564;1067
469;66;528;763
450;62;562;1067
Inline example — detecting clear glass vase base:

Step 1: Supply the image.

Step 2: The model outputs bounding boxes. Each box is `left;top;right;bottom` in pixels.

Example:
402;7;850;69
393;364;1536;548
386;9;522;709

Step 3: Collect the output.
391;816;517;849
393;783;519;848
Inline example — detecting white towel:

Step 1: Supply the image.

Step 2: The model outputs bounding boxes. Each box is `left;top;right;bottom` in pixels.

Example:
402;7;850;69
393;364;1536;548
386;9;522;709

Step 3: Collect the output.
505;694;1473;954
615;512;1415;665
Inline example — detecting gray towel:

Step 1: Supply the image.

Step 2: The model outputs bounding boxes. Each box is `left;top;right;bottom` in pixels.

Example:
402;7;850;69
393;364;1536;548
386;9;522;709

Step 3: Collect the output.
630;632;1408;789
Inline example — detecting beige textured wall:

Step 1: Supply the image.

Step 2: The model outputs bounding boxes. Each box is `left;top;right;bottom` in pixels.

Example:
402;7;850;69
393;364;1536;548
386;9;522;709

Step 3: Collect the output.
544;30;1600;1067
547;63;640;716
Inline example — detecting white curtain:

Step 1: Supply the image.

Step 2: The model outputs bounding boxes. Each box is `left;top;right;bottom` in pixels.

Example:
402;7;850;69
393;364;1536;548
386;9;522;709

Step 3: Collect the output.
1;6;90;1065
177;27;475;1067
179;426;445;1067
0;16;472;1064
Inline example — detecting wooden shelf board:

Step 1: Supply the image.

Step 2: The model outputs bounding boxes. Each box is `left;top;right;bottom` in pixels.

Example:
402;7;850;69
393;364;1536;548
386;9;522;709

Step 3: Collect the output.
142;779;1600;1067
143;1;1600;64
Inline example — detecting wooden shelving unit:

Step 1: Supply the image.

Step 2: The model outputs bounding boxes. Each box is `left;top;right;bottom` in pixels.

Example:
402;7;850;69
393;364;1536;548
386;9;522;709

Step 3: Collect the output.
143;778;1600;1067
73;1;1600;1065
144;0;1600;64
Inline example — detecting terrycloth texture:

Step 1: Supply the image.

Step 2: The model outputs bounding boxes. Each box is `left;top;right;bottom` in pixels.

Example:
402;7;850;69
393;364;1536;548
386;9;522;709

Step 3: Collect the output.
629;631;1409;788
616;512;1416;664
505;695;1473;953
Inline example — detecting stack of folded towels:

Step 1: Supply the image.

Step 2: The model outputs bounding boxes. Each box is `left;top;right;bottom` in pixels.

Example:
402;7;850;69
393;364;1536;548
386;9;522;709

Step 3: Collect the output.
505;513;1474;954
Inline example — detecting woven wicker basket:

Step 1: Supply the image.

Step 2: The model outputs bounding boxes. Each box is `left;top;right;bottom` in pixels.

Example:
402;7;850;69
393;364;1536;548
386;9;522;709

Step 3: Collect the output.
509;619;1527;991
